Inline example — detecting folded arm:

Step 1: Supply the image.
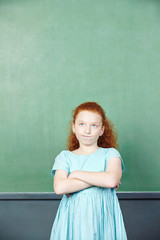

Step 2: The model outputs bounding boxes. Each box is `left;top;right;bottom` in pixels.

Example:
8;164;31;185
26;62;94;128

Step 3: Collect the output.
69;157;122;188
53;169;93;195
53;157;122;195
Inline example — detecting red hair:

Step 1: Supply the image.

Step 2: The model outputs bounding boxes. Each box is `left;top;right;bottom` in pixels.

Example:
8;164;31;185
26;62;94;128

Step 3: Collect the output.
66;102;119;151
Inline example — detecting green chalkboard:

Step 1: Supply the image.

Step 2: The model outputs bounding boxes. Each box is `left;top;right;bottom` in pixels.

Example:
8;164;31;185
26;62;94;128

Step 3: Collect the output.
0;0;160;192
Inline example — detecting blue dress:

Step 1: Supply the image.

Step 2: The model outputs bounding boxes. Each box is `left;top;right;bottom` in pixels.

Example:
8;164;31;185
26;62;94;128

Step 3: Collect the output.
50;147;127;240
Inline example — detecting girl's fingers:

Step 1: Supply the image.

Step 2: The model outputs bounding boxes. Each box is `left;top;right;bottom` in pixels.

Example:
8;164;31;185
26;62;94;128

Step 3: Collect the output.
66;194;71;197
116;181;122;190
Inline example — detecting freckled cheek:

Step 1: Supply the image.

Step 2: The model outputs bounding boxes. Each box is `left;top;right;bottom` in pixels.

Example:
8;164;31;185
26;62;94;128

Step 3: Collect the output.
78;129;83;134
76;130;84;137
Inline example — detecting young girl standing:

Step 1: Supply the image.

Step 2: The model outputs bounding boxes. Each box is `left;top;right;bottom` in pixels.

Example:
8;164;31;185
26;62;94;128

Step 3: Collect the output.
50;102;127;240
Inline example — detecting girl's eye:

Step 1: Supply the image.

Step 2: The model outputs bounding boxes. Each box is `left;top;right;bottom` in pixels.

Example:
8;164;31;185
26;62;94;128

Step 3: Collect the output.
92;124;98;128
79;123;84;126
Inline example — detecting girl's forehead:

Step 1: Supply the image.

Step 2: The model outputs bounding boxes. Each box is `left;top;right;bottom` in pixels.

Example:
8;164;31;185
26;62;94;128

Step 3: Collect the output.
76;110;102;121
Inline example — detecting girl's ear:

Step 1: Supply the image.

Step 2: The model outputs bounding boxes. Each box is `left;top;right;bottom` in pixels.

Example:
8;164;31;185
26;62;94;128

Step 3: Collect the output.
100;126;105;136
72;123;75;133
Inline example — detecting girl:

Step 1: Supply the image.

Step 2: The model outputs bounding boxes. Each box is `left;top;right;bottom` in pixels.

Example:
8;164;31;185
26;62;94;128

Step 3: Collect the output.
50;101;127;240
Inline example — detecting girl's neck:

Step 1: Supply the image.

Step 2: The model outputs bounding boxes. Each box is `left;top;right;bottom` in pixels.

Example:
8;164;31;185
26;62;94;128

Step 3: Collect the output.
75;145;99;155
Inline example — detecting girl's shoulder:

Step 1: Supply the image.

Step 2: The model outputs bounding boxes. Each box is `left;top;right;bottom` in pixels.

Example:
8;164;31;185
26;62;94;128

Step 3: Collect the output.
102;147;125;172
101;147;120;154
55;150;69;160
101;147;123;161
53;150;72;168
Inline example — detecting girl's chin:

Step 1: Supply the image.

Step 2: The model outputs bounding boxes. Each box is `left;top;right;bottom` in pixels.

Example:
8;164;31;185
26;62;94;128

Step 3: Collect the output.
79;141;96;146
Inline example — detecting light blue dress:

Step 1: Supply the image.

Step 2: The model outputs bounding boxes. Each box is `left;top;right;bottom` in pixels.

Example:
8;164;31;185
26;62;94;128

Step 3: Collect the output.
50;147;127;240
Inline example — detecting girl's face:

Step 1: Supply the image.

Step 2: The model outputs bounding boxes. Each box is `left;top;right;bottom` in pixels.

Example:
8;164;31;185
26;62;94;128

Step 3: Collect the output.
72;110;105;147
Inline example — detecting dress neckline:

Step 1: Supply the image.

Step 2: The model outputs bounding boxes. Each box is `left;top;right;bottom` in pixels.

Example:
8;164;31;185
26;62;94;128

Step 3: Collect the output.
68;147;102;157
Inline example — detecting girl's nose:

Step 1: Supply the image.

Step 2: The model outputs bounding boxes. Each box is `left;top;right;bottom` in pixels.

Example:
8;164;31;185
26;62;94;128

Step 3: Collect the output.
85;125;91;134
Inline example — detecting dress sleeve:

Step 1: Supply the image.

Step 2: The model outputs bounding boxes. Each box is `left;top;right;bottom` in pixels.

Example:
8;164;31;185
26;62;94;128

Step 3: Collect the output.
107;148;125;172
51;151;70;179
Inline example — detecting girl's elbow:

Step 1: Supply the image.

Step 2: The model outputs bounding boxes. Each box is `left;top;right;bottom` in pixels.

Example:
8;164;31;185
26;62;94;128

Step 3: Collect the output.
54;179;68;195
109;176;121;188
111;182;118;188
55;190;62;195
104;179;115;188
109;180;116;188
54;186;63;195
54;182;62;195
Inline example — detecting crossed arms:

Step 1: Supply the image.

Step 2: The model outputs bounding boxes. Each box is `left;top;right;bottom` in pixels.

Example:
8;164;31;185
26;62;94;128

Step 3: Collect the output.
54;157;122;195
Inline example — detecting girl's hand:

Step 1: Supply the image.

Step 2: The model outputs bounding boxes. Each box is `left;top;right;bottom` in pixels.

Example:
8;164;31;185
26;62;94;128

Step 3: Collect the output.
115;181;121;191
66;193;71;198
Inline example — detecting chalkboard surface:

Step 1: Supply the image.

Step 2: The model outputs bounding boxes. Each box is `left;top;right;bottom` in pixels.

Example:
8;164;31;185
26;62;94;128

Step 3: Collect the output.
0;0;159;192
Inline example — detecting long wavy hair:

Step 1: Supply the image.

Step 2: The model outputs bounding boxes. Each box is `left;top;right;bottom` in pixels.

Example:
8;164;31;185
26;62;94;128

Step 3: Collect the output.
66;102;119;151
